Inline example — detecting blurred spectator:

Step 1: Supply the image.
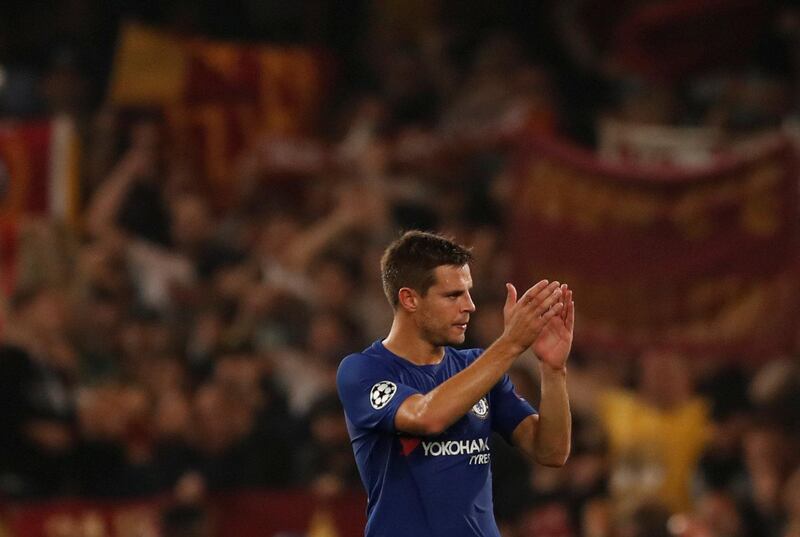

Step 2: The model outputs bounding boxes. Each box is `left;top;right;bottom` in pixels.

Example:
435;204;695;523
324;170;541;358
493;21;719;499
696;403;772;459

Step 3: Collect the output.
784;467;800;537
749;358;800;430
85;117;242;314
689;362;752;526
75;383;165;497
689;489;747;537
296;394;361;495
180;381;262;490
740;422;797;537
215;347;296;487
615;502;671;537
0;286;78;497
597;350;711;514
271;311;360;417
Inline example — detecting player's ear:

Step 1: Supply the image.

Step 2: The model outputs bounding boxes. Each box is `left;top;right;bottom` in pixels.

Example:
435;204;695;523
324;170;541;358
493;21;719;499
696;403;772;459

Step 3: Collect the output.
397;287;418;312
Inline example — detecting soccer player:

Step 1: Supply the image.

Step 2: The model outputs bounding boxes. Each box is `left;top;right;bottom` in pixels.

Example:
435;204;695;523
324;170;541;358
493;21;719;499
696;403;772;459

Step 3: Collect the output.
337;230;573;537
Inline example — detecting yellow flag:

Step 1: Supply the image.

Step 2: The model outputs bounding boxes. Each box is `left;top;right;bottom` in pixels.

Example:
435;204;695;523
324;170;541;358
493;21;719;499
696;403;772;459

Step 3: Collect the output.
109;23;186;105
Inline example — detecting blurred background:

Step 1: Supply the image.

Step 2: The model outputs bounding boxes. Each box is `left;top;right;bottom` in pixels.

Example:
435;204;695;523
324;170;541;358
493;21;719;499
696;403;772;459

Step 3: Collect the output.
0;0;799;536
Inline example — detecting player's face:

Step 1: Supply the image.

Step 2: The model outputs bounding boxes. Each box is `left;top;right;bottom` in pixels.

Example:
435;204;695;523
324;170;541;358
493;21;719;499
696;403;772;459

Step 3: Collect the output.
416;264;476;346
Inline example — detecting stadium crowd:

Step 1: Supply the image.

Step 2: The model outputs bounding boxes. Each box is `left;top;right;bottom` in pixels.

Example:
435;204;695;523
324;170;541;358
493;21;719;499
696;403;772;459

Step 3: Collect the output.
1;1;800;536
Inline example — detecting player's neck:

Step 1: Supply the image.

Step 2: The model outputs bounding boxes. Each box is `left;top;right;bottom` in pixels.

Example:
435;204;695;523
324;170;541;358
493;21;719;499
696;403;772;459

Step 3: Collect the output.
383;317;445;366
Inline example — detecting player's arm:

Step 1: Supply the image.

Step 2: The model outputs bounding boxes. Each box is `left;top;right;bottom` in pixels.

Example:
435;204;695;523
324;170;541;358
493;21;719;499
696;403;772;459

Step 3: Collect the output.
395;281;564;437
511;367;570;467
511;286;574;467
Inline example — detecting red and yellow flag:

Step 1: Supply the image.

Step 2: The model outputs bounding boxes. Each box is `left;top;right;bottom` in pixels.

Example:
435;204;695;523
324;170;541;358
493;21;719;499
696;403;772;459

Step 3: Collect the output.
109;23;328;208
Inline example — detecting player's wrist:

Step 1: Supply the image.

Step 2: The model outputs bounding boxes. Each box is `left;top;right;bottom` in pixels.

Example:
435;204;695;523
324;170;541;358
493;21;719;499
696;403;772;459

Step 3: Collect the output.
495;334;527;357
539;362;567;377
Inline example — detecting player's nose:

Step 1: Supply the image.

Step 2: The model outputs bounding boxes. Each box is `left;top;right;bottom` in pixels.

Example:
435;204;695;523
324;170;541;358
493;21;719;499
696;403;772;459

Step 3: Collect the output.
462;292;476;313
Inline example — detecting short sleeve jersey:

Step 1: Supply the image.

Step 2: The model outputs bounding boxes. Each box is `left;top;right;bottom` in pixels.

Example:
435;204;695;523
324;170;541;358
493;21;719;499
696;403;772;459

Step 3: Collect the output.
337;341;536;537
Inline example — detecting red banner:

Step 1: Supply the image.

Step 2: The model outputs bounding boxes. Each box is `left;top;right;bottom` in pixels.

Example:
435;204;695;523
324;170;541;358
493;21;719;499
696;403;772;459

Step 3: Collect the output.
110;24;329;208
1;490;366;537
510;136;800;358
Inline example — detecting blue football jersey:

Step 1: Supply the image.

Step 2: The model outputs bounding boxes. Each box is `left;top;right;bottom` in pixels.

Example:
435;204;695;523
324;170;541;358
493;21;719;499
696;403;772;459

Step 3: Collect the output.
337;341;536;537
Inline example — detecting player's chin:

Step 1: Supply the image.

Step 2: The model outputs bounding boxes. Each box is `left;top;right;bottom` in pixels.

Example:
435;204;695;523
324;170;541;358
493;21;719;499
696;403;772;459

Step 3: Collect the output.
447;327;468;344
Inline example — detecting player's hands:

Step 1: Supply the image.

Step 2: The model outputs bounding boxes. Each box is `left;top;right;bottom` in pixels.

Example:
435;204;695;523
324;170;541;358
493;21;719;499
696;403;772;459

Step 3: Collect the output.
500;280;564;355
532;284;574;371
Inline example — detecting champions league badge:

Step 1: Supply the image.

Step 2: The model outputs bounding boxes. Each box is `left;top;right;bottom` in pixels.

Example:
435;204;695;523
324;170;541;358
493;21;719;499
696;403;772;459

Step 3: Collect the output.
471;397;489;419
370;381;397;410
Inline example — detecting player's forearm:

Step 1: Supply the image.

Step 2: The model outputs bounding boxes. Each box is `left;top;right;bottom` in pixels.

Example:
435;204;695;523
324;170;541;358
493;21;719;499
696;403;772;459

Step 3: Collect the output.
533;365;571;466
400;337;522;436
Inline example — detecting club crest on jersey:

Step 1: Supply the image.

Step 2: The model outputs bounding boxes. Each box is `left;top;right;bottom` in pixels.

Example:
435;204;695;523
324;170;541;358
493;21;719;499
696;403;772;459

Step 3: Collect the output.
370;381;397;409
471;397;489;419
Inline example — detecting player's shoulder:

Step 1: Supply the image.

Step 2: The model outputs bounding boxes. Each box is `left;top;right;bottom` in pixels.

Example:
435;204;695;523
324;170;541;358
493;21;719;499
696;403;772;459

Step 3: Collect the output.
337;342;395;379
337;350;372;373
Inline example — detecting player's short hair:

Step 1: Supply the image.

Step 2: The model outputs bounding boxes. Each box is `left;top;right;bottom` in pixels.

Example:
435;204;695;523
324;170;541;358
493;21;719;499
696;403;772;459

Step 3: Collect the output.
380;230;473;308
